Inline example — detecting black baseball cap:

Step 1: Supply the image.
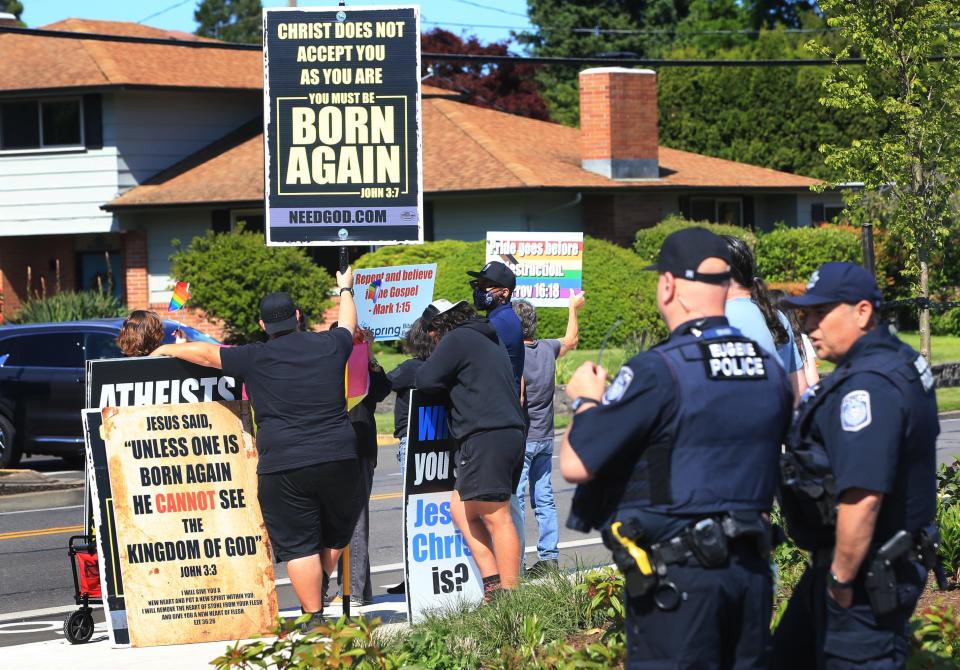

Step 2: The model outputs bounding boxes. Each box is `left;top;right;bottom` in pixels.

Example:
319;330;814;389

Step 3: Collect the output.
643;227;732;284
467;261;517;291
259;292;298;335
421;299;469;329
781;262;882;309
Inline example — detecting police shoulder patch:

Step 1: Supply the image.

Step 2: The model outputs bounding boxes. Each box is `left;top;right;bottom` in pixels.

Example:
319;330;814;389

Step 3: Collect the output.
603;366;634;405
840;390;872;432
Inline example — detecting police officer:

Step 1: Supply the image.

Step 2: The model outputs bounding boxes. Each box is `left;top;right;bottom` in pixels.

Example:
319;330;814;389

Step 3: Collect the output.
560;227;794;668
773;262;939;670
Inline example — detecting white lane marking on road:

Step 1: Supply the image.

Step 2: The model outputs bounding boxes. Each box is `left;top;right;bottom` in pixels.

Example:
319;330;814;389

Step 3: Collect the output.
0;604;101;623
0;505;83;516
0;621;64;634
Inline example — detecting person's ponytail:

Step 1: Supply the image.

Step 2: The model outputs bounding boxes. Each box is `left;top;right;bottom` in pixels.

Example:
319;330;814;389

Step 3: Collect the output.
750;276;789;347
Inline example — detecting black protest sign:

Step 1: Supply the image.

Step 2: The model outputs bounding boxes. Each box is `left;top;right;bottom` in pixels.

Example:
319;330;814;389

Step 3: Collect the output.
263;5;423;246
402;390;482;622
84;356;241;646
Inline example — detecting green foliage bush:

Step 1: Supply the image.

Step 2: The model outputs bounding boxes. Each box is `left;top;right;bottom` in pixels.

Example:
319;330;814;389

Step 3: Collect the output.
931;309;960;337
355;237;665;348
911;605;960;667
10;290;125;323
634;215;758;265
212;567;625;669
170;230;333;343
755;226;862;283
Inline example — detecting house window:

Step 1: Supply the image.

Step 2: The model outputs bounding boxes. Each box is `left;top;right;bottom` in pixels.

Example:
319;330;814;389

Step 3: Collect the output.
0;98;83;150
811;204;846;224
689;197;743;226
231;210;265;234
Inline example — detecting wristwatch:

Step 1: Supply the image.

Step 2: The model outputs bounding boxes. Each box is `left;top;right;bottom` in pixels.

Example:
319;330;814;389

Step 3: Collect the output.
339;287;354;296
570;396;600;412
828;570;854;590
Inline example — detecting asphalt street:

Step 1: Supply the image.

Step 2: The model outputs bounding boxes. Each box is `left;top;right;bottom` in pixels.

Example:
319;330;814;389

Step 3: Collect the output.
0;435;609;647
2;418;959;648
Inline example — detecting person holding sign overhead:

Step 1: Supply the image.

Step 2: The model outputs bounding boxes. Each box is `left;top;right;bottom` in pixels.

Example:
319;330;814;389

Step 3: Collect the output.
151;268;363;629
415;299;526;601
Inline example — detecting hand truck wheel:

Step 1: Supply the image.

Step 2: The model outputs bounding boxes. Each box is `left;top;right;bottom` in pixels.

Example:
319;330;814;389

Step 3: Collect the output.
63;608;94;644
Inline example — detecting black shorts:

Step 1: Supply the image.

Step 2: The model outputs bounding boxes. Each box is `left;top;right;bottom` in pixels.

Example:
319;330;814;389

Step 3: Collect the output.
454;428;525;502
258;459;364;563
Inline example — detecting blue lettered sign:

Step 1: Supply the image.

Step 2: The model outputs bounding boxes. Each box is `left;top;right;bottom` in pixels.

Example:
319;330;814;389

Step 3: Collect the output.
353;263;436;341
403;390;482;621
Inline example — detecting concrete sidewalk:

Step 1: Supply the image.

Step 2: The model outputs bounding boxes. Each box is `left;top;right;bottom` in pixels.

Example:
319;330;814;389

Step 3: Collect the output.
4;600;410;670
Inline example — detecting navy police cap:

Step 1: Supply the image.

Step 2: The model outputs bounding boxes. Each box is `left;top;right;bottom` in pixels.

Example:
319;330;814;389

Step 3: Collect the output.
643;227;732;284
781;262;882;309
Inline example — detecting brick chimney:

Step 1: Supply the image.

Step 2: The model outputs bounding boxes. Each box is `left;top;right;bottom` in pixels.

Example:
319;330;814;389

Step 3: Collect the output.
579;68;659;180
0;13;18;27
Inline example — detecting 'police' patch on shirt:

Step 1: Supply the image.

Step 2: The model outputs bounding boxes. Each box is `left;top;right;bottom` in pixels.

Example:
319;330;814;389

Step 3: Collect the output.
700;340;767;380
840;390;872;432
603;366;634;404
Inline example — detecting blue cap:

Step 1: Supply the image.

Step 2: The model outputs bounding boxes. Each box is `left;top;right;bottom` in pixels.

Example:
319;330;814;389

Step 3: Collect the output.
781;262;882;309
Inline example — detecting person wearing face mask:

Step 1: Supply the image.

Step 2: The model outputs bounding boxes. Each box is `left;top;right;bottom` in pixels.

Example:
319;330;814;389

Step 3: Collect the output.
467;261;524;397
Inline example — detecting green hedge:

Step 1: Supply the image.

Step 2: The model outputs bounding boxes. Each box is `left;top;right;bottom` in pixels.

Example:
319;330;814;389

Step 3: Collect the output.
634;215;758;264
755;226;862;283
354;237;664;348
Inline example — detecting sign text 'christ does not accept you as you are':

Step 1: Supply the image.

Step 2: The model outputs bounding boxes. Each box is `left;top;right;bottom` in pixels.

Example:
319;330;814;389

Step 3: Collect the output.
263;5;423;246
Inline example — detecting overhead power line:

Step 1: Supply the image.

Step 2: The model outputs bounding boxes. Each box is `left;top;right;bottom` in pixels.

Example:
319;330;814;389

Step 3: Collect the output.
138;0;191;25
449;0;530;19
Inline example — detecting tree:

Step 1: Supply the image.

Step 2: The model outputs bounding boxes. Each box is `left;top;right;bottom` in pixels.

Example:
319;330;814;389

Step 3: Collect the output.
518;0;694;125
421;29;548;120
194;0;261;44
2;0;24;26
170;229;333;343
813;0;960;359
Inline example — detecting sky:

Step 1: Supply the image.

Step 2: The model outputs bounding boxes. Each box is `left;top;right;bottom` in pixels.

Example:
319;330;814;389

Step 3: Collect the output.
21;0;535;46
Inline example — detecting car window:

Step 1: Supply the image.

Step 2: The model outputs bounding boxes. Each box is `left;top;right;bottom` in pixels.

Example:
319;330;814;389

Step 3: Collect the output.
0;332;83;367
84;332;123;360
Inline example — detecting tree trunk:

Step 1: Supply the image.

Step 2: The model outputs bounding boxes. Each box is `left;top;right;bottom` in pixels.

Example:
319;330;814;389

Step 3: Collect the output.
919;253;931;362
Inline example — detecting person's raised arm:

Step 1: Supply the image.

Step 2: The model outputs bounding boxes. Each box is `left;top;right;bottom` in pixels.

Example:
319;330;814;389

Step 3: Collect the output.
336;266;357;337
558;290;585;358
151;342;222;369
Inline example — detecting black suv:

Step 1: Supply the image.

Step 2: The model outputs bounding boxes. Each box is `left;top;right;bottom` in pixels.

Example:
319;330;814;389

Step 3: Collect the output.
0;319;219;468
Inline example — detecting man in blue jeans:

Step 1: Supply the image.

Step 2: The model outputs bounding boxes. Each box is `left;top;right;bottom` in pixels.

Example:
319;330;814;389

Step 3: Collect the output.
513;290;585;575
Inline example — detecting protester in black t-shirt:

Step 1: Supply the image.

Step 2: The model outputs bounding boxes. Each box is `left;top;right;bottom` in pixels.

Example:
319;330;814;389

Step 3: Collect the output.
151;268;361;627
415;300;526;600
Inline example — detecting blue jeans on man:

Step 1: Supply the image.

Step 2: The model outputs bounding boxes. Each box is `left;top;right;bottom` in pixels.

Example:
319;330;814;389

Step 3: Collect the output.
515;438;559;561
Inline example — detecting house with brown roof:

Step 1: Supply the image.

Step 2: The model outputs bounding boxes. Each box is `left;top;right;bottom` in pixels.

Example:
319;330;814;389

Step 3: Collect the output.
0;18;844;326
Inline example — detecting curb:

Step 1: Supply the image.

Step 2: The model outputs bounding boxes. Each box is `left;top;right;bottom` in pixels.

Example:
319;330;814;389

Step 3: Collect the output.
939;411;960;420
0;487;85;513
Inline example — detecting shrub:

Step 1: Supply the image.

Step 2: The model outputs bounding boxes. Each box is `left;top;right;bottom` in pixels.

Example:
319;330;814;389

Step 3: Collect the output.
931;309;960;337
755;225;862;283
11;290;126;323
633;215;758;265
911;605;960;666
170;230;333;343
355;237;665;348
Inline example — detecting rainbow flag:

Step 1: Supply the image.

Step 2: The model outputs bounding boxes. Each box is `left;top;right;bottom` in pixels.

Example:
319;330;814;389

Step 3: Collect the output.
345;341;370;411
168;282;191;312
365;279;382;303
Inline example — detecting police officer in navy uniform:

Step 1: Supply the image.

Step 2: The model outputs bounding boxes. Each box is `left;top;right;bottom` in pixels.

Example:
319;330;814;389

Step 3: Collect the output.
773;262;940;670
560;228;793;669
